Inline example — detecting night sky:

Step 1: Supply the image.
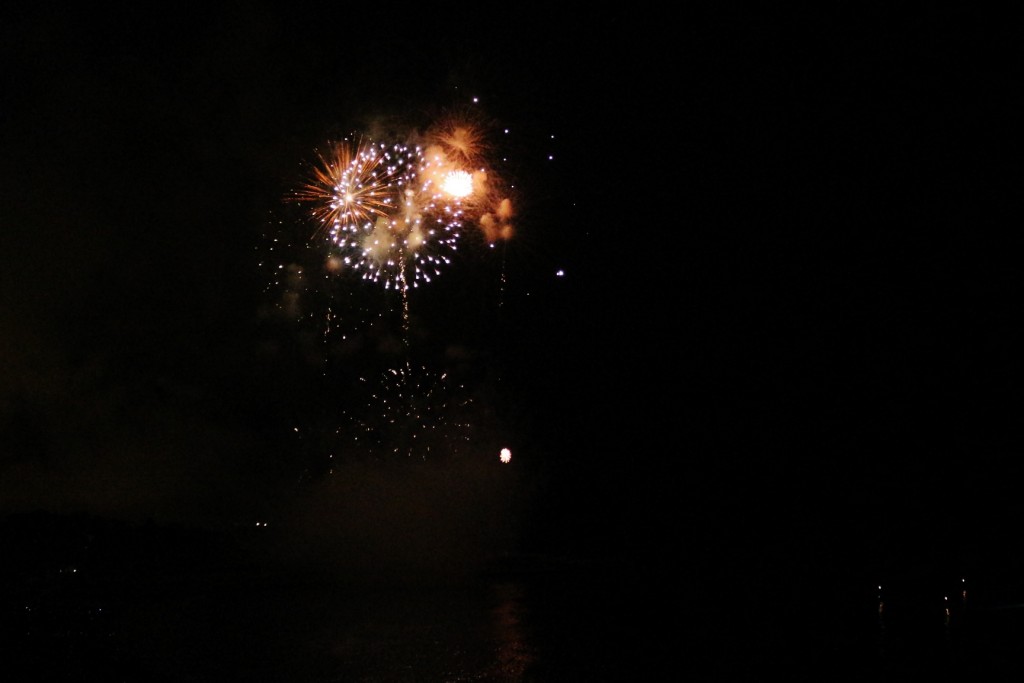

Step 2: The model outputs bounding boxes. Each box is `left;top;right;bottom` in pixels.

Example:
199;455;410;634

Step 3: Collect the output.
1;6;1018;585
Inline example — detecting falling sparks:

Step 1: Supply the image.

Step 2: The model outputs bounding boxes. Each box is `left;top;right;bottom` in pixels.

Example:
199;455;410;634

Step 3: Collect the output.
337;364;475;461
257;214;388;350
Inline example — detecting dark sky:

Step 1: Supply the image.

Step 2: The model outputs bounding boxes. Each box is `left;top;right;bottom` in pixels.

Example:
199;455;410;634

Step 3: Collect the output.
1;6;1018;575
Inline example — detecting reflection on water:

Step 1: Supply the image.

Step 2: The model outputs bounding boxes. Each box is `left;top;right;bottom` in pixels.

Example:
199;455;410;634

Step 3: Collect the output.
490;581;536;679
6;543;652;681
26;543;1024;679
9;575;546;681
316;580;538;681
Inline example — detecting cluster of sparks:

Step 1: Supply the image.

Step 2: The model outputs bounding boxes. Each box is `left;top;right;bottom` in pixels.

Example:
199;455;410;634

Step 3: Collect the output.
335;364;474;461
289;117;514;292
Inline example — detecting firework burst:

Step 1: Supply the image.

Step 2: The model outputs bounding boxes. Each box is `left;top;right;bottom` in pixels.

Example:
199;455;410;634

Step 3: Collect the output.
428;118;488;165
286;106;519;294
336;364;475;461
425;112;517;247
290;133;490;291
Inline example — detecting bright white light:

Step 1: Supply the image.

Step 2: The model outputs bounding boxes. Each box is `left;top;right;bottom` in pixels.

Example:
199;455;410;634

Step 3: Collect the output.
500;448;512;463
442;170;473;197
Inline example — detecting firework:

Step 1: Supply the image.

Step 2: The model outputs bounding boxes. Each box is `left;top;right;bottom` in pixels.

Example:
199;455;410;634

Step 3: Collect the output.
425;113;516;247
428;118;488;164
286;105;519;297
336;364;475;461
290;132;492;291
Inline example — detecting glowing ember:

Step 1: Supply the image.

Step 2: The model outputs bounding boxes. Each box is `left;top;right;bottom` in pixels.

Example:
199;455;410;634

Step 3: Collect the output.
499;448;511;463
